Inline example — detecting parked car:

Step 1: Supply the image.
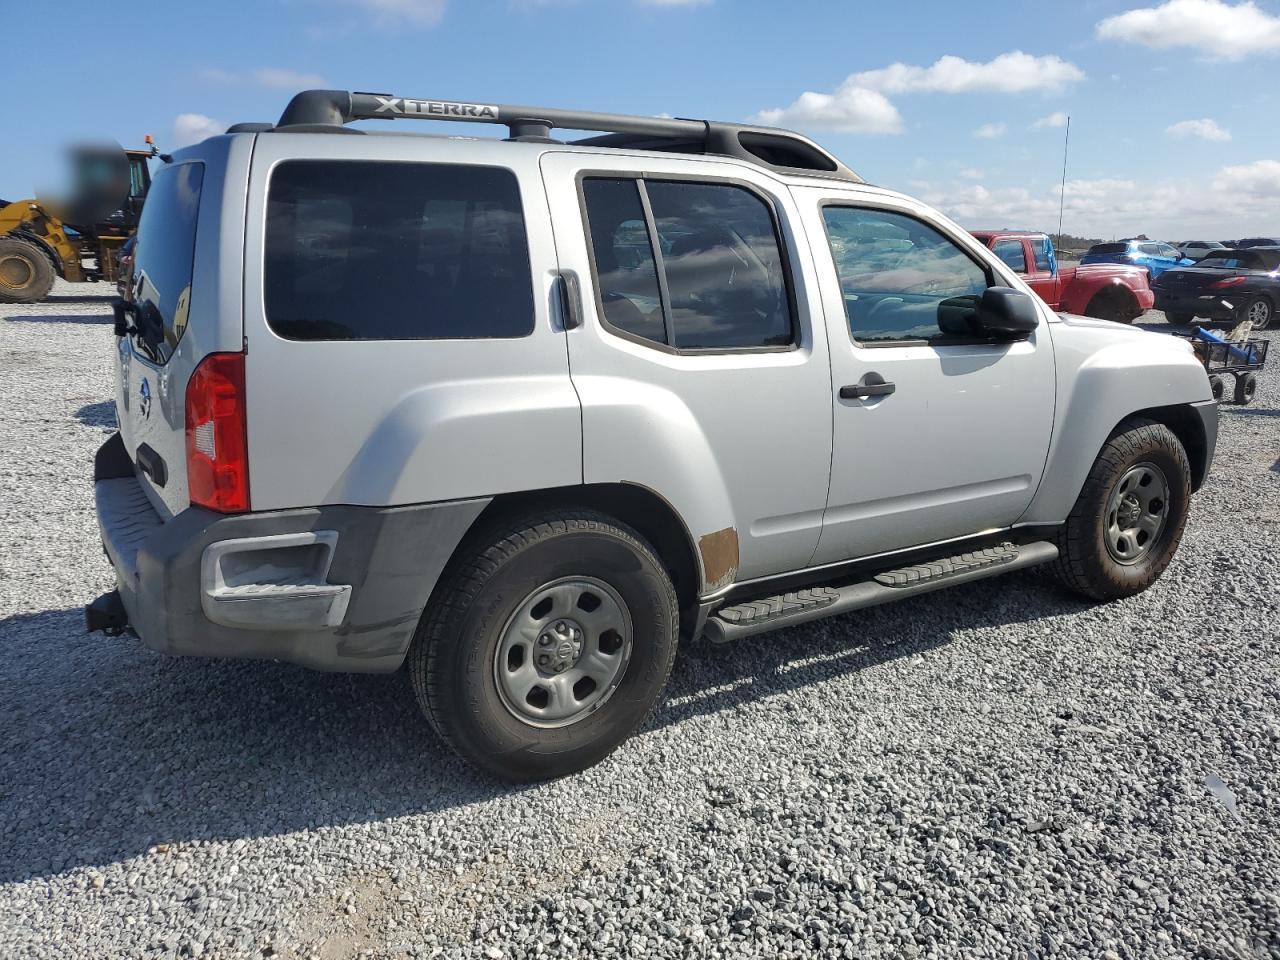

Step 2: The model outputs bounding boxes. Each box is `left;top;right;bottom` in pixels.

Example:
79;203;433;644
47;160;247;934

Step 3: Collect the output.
1081;240;1194;280
1235;237;1280;249
1177;240;1227;262
86;89;1217;781
1152;247;1280;328
972;230;1153;323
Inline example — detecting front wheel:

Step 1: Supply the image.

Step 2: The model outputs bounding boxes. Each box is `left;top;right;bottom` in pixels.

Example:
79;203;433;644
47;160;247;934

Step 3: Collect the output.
1050;419;1191;601
409;509;679;781
0;236;55;303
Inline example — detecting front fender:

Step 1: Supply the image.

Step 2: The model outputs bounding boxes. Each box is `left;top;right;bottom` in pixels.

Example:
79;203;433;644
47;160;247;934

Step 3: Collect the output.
1020;317;1211;524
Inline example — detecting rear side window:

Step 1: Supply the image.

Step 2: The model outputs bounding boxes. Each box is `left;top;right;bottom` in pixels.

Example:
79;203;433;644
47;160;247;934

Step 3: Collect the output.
1032;237;1054;272
991;239;1027;273
131;161;203;365
264;160;534;340
581;177;794;351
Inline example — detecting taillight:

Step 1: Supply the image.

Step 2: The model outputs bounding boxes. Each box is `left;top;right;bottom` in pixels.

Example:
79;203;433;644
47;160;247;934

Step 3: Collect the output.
1210;276;1246;289
185;352;249;512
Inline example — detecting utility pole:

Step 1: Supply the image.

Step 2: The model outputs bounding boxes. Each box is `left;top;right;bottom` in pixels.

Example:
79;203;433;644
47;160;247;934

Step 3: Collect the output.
1056;116;1071;251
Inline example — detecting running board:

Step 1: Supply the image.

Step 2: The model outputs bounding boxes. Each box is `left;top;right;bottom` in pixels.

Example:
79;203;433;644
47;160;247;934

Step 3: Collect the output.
701;540;1058;644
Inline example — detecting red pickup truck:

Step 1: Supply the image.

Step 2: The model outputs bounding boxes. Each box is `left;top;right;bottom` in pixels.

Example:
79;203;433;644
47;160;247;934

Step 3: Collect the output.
971;230;1154;324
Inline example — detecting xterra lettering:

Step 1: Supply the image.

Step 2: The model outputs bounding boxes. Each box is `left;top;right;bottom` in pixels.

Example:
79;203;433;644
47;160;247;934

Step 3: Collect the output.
372;97;499;120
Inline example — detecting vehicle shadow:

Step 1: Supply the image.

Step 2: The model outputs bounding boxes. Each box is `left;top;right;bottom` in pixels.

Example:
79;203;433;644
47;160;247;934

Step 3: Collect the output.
74;400;117;429
0;572;1087;884
2;313;111;325
40;294;117;304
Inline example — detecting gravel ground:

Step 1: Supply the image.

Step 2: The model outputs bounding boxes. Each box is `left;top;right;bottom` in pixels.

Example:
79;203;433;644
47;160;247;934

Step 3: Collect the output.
2;286;1279;959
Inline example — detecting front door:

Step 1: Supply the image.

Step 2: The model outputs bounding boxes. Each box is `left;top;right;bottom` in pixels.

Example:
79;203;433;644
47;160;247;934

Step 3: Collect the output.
795;191;1056;564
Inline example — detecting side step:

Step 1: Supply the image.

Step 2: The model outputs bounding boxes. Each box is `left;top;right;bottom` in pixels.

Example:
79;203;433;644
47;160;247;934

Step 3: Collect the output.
702;540;1058;644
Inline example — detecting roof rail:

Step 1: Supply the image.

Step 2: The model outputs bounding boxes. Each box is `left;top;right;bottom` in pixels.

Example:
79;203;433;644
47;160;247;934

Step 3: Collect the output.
259;89;860;182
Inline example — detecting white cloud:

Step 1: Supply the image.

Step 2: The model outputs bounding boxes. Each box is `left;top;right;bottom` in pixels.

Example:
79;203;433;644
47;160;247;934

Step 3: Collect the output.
848;51;1085;94
253;67;326;89
1097;0;1280;60
350;0;447;25
201;66;326;88
753;87;903;134
909;162;1280;239
1032;111;1068;129
973;122;1006;139
1214;159;1280;199
958;168;985;180
172;113;225;147
1166;118;1232;141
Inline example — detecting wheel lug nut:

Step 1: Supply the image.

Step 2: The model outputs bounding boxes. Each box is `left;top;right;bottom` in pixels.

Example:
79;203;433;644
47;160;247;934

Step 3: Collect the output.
538;654;551;665
538;636;551;646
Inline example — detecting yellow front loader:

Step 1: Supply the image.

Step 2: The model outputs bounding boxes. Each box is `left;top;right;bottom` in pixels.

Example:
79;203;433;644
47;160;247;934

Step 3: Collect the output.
0;145;154;303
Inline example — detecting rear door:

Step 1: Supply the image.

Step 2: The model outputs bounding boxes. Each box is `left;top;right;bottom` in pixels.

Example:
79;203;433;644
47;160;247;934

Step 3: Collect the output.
539;151;834;582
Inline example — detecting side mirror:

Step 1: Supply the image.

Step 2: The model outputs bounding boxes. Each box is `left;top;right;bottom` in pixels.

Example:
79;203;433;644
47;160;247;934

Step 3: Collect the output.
975;286;1039;339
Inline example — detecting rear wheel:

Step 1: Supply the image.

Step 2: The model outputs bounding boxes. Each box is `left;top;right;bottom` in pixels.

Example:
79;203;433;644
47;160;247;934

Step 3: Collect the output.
1163;310;1194;327
0;237;55;303
1239;294;1273;330
1084;288;1136;324
1050;418;1191;601
409;509;679;781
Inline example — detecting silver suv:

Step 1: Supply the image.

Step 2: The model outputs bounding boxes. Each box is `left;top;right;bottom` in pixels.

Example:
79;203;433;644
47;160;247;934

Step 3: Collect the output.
88;90;1217;780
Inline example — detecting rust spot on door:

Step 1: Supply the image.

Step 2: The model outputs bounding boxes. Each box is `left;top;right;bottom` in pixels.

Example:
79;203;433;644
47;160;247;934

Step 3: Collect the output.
698;527;739;591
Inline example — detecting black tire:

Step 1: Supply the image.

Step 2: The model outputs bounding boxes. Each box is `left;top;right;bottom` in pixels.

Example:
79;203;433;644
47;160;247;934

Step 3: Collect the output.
1209;375;1225;401
409;509;679;782
1238;294;1273;330
0;236;55;303
1233;372;1257;405
1050;418;1191;601
1084;289;1135;324
1163;310;1194;327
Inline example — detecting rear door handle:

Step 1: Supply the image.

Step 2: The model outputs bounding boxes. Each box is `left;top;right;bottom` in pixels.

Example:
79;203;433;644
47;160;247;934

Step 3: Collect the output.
839;381;896;400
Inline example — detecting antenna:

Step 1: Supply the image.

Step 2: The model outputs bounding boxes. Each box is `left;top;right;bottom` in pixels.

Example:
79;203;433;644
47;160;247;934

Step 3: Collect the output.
1056;116;1071;250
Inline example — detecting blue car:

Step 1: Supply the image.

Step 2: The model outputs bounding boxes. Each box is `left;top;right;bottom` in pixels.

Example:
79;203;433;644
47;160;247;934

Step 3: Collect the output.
1080;240;1194;280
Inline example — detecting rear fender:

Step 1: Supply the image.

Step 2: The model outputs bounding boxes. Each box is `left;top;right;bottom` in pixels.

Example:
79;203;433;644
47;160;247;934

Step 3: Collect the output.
576;374;737;592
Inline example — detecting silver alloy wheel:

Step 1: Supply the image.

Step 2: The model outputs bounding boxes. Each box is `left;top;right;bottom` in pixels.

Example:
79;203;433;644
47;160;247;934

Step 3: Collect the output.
1247;297;1272;329
494;576;633;728
1104;461;1170;565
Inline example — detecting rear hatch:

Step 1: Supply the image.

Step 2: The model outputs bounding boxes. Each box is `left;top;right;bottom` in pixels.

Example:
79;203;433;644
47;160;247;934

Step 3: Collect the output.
1154;265;1238;293
114;137;250;519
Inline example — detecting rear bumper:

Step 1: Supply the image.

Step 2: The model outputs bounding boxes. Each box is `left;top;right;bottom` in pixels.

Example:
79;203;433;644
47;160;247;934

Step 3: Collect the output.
1154;290;1236;320
90;433;489;672
1190;399;1218;491
1136;288;1155;312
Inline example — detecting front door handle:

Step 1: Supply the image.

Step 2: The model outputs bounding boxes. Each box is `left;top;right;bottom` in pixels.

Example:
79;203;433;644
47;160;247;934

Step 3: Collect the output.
839;380;896;400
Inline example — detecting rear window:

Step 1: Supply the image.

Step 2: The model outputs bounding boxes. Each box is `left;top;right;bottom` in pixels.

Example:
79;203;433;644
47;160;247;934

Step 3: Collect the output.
131;161;203;365
264;160;534;340
1088;243;1128;255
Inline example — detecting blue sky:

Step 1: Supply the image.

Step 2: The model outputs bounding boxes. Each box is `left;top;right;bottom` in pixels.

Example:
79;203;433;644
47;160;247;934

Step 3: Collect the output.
5;0;1278;238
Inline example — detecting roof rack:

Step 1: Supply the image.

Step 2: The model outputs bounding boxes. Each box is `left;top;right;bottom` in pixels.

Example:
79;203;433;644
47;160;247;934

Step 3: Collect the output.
230;89;861;182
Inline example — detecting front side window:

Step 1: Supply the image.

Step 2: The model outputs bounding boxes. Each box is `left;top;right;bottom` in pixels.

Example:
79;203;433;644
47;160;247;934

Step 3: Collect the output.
581;177;794;351
822;206;989;345
992;239;1027;273
131;161;203;364
265;160;534;340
